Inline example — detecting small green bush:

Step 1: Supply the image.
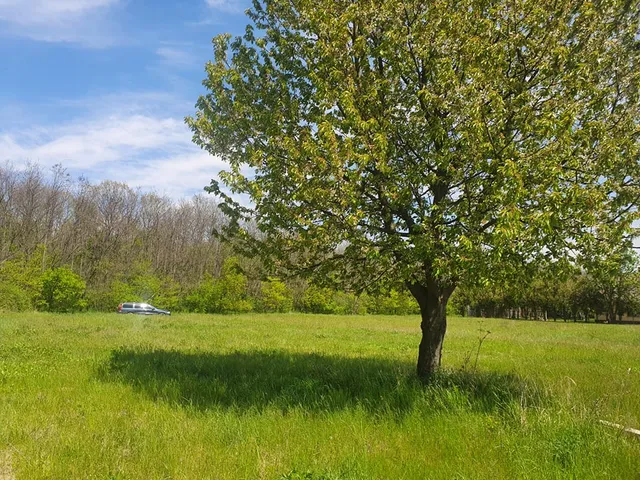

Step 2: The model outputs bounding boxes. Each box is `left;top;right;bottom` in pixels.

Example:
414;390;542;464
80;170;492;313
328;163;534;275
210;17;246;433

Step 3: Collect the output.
0;282;32;311
183;274;219;313
365;289;419;315
39;267;87;312
332;291;367;315
258;278;293;313
218;258;253;313
301;285;337;314
152;276;182;312
0;252;45;311
183;258;253;313
87;280;140;311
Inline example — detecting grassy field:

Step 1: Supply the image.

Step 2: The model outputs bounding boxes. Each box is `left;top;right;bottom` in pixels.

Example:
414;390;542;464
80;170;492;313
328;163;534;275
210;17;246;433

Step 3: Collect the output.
1;312;639;479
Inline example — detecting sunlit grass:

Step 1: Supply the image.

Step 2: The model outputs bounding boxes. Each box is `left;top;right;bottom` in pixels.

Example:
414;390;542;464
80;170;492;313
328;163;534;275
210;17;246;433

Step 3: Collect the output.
1;312;639;479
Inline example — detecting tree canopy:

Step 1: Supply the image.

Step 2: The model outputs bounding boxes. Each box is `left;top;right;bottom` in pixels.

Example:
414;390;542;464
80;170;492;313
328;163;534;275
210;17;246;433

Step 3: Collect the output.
188;0;640;377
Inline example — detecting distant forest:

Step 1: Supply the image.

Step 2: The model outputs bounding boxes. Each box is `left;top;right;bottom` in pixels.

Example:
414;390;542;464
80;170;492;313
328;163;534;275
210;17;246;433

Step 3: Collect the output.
1;163;638;322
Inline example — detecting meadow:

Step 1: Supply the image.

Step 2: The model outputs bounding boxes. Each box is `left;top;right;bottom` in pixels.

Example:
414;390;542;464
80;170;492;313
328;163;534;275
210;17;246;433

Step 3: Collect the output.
1;312;639;479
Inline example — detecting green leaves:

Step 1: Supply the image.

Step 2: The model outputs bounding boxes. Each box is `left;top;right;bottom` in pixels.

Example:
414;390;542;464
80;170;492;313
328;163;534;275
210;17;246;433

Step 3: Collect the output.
39;267;87;313
188;0;640;293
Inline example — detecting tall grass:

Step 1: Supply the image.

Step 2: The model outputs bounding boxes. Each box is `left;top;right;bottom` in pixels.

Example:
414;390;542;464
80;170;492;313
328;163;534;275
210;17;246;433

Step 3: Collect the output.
1;312;639;479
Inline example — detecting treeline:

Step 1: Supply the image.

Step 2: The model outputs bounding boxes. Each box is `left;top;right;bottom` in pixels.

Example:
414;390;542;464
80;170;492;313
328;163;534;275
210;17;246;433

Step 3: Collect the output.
450;268;640;323
2;163;638;320
0;163;419;315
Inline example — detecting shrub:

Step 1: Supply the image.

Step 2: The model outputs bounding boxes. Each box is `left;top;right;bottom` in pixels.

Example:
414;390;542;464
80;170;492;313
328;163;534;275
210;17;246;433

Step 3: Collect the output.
0;252;44;311
152;276;182;312
218;257;253;313
183;258;253;313
39;267;87;312
366;289;419;315
331;291;368;315
259;278;293;313
183;274;220;313
301;285;337;314
0;282;32;311
86;263;182;312
86;280;140;311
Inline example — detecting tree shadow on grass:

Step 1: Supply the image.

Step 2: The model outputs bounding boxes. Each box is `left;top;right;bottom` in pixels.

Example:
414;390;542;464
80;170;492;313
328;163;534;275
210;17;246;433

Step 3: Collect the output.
98;347;547;417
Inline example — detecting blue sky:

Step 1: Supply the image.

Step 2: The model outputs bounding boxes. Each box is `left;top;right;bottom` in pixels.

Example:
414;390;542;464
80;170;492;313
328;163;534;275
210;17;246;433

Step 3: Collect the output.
0;0;253;198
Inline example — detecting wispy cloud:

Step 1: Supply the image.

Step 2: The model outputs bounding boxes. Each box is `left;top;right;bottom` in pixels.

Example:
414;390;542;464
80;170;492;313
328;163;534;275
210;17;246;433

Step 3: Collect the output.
100;152;226;199
0;93;226;198
156;46;197;68
1;115;187;167
205;0;248;14
0;0;118;20
0;0;122;46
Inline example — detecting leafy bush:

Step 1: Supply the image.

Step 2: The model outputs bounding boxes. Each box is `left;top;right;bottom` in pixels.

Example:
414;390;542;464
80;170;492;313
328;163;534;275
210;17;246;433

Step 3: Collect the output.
331;291;368;315
217;257;253;312
39;267;87;312
87;279;140;311
127;268;181;312
0;252;45;311
183;274;220;313
86;263;181;312
366;289;419;315
301;285;337;314
258;278;293;313
184;258;253;313
152;276;182;312
0;282;32;311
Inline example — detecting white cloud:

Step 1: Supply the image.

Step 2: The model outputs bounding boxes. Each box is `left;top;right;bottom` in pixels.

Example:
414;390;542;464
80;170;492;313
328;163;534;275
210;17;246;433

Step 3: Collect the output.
156;47;197;68
50;91;194;118
205;0;247;14
0;0;122;46
0;93;227;199
0;0;117;21
1;116;186;167
101;152;226;199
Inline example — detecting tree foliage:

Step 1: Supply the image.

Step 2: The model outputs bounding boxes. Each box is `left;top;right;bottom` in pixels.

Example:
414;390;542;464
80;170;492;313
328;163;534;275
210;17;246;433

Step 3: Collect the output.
184;257;254;313
189;0;640;376
452;268;640;323
39;267;87;313
0;252;43;311
260;277;294;312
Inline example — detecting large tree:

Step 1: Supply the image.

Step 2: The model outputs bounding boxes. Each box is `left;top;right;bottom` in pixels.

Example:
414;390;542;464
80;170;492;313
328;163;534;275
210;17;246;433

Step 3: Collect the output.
188;0;640;378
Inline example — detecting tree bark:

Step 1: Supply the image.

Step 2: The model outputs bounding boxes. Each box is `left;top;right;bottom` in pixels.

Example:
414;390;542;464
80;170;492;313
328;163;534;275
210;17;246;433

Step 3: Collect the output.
408;282;454;380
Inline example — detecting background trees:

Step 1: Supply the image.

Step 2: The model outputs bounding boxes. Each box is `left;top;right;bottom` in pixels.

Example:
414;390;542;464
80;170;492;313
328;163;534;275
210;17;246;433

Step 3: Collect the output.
451;265;640;323
1;161;639;323
0;163;425;315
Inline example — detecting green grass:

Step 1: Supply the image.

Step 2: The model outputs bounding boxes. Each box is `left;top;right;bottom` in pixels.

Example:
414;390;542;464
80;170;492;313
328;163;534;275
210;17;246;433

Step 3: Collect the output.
1;312;639;479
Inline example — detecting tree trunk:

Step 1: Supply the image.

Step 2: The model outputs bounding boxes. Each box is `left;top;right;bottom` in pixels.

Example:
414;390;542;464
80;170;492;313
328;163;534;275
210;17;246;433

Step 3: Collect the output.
408;282;454;380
